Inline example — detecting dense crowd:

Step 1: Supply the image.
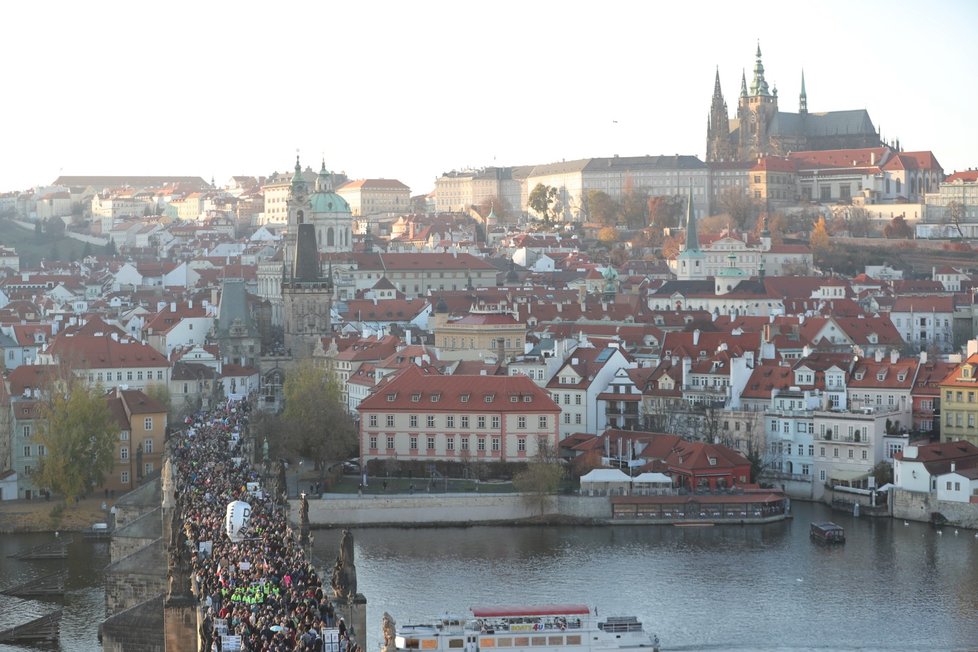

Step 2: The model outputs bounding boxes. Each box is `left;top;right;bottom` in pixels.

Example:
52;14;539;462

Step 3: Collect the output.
170;401;355;652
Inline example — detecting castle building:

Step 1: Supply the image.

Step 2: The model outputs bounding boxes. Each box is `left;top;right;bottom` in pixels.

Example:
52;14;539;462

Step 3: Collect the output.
707;45;881;163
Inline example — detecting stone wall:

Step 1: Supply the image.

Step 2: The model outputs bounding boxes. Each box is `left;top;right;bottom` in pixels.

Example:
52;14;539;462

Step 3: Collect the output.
300;493;620;526
111;534;157;563
101;595;165;652
892;488;978;528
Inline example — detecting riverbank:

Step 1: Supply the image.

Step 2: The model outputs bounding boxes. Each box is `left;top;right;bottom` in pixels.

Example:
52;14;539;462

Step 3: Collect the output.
0;497;112;533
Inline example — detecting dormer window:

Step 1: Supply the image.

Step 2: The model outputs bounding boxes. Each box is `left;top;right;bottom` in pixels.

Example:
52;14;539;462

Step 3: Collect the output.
484;394;494;404
708;457;717;466
510;395;519;403
386;393;397;402
460;394;470;403
411;393;421;402
523;395;532;402
431;394;440;403
964;366;972;379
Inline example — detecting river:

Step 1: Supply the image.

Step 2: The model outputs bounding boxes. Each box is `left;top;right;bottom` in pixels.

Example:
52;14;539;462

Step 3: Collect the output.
3;501;977;651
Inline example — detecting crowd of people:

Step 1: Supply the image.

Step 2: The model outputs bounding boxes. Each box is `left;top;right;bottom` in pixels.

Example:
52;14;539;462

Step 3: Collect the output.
170;400;358;652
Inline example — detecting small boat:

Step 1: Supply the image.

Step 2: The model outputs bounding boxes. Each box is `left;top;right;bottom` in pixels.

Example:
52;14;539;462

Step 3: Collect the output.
83;522;112;540
810;521;845;544
392;604;659;652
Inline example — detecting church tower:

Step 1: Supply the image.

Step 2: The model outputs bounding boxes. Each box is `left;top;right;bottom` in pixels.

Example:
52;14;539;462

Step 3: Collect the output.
675;183;707;281
737;43;779;161
282;221;333;360
284;155;312;274
706;68;734;162
799;70;808;114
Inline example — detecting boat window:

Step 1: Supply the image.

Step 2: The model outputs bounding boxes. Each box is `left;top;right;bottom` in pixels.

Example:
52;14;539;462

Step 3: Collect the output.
448;640;464;649
403;639;420;649
566;635;582;645
548;637;563;646
480;639;496;648
423;641;439;650
531;637;547;646
514;637;529;647
496;639;512;647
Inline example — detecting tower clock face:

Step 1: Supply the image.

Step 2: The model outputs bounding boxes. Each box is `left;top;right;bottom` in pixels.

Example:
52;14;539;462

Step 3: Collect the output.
293;185;307;202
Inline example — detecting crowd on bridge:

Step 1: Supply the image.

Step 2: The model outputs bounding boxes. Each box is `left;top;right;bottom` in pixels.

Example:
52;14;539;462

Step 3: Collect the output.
170;401;357;652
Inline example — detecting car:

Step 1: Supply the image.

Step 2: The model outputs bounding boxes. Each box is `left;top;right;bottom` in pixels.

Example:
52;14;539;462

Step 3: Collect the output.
343;461;360;474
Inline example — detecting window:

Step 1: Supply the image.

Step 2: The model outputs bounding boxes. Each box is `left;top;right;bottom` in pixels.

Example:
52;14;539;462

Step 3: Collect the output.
518;416;527;429
23;445;30;458
461;437;469;451
409;436;418;450
386;436;395;450
819;470;826;481
121;447;129;460
127;371;133;381
820;446;825;456
461;416;470;428
427;415;436;428
427;436;435;451
564;413;571;424
369;435;378;450
369;414;378;427
121;471;129;485
22;425;31;438
848;449;854;459
492;438;500;452
478;437;486;451
484;395;494;404
386;415;395;427
833;448;839;458
575;395;582;405
144;439;153;454
862;450;868;460
447;437;455;451
575;414;582;424
539;416;548;429
563;395;570;405
410;415;418;428
144;417;153;431
808;445;814;456
477;416;486;429
518;437;527;452
491;416;500;429
446;415;455;428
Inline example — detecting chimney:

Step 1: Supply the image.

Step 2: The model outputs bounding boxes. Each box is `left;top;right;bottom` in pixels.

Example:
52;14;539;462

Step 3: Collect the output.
692;329;700;346
682;356;692;389
874;349;884;363
170;302;176;312
890;349;899;365
188;300;193;309
951;461;956;473
406;329;412;346
497;337;506;363
919;351;928;364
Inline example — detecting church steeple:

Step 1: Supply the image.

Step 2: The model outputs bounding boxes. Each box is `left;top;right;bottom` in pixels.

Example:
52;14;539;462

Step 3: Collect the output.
799;69;808;114
706;67;732;162
749;42;770;96
740;69;748;98
681;182;700;254
316;158;333;193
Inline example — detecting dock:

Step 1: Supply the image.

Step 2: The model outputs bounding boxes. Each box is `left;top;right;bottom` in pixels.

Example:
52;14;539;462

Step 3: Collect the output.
1;570;67;598
8;538;71;560
0;609;62;644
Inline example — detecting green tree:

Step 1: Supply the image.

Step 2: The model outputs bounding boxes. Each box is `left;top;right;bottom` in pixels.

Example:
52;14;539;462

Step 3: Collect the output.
512;437;564;515
528;183;559;223
45;216;66;238
281;361;358;482
105;238;117;256
587;190;619;226
34;376;116;504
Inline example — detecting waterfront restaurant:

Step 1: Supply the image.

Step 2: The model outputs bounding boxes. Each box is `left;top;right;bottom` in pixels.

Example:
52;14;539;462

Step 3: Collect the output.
610;491;788;523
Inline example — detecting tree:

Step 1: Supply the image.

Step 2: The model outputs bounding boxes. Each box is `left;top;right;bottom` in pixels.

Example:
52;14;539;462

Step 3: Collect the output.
34;376;116;504
145;383;179;427
476;195;509;222
281;361;358;483
528;183;560;223
105;238;117;256
620;178;649;229
718;188;757;231
597;226;618;244
884;214;913;239
946;201;965;238
648;195;683;230
810;216;831;252
45;216;66;238
697;214;734;235
512;437;564;515
587;190;619;226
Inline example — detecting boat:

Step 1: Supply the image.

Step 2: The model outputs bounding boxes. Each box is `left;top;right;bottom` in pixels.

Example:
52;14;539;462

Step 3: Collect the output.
83;522;112;540
392;604;659;652
810;521;845;544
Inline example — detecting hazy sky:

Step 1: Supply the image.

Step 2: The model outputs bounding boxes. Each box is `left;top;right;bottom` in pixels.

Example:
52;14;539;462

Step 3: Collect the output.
3;0;976;196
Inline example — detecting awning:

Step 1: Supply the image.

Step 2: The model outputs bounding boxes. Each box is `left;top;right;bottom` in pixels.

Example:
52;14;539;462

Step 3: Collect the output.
829;468;872;482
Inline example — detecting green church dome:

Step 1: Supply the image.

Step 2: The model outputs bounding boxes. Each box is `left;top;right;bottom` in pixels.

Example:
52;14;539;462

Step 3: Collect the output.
310;191;350;214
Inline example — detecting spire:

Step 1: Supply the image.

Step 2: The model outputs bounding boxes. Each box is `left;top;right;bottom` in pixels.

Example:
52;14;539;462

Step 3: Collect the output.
749;42;770;96
316;158;333;193
799;69;808;114
682;181;700;254
713;67;722;97
740;69;748;98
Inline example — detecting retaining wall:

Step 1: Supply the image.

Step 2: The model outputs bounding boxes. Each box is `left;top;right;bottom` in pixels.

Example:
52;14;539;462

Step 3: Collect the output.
300;493;567;526
892;488;978;529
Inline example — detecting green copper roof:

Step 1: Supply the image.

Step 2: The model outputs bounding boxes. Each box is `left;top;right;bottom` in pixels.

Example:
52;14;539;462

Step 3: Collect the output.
310;191;350;214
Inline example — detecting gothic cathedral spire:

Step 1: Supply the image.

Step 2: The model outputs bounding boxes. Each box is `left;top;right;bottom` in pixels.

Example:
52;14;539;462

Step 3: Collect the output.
799;69;808;114
749;41;770;96
706;67;733;162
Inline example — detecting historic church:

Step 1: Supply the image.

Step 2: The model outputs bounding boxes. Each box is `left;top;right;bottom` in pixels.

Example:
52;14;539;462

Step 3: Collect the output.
707;45;881;163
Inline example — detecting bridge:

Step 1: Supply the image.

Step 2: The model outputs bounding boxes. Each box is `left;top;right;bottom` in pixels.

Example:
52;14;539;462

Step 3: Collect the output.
100;400;366;651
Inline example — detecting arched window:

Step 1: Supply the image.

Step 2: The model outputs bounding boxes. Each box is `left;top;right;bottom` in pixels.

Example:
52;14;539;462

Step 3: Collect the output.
297;210;304;224
327;227;335;247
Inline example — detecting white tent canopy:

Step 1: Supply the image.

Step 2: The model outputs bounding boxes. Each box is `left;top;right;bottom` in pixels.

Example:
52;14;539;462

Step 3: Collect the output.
580;468;632;483
632;472;672;485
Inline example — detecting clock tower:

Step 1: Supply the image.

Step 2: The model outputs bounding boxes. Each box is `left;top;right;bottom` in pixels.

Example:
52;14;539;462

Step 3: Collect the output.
284;155;312;273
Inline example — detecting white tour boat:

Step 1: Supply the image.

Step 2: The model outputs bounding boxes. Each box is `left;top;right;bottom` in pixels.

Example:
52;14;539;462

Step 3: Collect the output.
392;604;659;652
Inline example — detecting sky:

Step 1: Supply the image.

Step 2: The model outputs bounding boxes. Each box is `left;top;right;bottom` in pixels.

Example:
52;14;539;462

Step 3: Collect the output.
3;0;977;196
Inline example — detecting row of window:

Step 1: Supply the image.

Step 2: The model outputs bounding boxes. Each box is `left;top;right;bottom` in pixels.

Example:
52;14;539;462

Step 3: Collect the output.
89;370;165;383
368;434;528;453
946;412;977;428
770;442;869;460
368;414;548;429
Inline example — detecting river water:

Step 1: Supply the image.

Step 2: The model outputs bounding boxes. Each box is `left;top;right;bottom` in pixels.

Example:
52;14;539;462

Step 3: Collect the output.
3;501;977;651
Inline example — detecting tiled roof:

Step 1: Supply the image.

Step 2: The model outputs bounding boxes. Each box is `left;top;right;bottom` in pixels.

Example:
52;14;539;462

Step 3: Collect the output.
357;365;558;413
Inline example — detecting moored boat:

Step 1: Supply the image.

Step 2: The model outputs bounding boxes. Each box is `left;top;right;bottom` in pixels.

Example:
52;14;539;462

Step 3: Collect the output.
810;521;845;544
392;604;659;652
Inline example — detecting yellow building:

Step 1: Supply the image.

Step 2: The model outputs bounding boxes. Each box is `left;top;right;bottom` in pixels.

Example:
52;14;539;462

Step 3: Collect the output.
433;306;526;361
939;353;978;447
101;388;168;494
337;179;410;217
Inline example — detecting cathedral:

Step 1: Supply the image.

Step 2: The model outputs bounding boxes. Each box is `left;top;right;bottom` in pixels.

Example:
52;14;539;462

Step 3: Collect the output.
707;45;881;163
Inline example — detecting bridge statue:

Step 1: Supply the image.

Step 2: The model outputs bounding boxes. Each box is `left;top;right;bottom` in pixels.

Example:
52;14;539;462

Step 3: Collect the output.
331;529;357;600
